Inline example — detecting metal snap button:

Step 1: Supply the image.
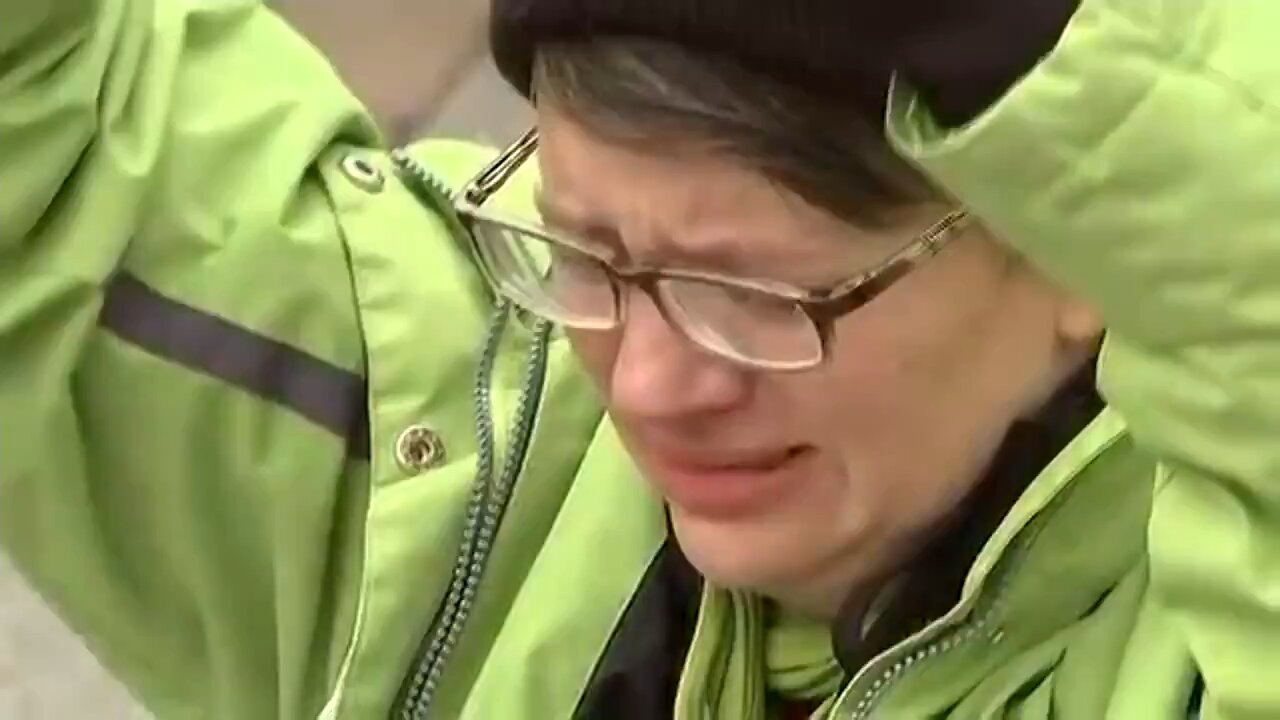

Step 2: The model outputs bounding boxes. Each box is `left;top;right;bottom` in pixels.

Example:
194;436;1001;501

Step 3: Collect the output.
340;153;385;193
395;425;445;474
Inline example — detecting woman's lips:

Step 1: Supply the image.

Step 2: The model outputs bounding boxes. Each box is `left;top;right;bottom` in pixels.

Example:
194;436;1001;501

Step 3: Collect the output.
642;445;811;519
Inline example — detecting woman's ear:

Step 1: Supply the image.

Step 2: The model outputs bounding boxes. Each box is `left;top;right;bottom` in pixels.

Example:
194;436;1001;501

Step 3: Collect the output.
1055;292;1104;352
990;229;1103;352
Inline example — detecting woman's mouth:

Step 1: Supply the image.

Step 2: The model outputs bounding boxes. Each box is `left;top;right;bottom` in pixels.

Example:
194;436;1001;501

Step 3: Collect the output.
641;445;813;519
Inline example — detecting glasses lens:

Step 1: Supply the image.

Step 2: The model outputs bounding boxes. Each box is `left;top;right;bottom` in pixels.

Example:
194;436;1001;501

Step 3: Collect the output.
661;278;822;370
471;219;619;329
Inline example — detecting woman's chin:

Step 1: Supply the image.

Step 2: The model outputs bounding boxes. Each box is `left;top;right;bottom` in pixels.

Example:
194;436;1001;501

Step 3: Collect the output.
669;505;815;592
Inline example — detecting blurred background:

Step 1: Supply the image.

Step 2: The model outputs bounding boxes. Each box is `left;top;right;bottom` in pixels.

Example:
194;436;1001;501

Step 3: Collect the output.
0;1;527;717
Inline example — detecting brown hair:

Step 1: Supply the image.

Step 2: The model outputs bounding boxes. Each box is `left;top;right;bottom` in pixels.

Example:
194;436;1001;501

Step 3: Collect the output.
532;38;938;229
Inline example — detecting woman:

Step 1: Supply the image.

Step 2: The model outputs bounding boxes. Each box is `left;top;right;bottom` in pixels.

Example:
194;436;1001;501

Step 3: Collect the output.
2;0;1275;718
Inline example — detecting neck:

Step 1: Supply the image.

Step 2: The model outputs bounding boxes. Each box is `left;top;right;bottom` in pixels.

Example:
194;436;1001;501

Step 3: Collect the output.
766;350;1099;621
830;358;1103;673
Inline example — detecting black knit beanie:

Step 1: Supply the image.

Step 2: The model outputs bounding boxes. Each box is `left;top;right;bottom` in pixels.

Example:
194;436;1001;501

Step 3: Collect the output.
488;0;1082;127
488;0;894;109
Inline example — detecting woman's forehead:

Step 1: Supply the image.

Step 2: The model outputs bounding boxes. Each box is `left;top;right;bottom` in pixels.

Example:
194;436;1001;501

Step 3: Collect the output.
542;119;840;225
535;121;917;277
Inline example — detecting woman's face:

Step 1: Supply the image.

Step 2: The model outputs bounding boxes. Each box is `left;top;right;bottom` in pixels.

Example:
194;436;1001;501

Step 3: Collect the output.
536;107;1098;616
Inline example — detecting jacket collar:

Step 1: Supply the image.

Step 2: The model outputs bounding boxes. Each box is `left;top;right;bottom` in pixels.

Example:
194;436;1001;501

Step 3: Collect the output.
832;358;1103;674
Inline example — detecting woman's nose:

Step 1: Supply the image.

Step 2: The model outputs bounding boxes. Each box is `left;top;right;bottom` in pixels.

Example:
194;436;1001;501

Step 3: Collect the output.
607;288;752;422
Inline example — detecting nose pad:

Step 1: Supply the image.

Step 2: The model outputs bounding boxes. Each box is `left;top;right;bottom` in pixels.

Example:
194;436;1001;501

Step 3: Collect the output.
612;286;684;364
616;282;667;337
617;279;696;353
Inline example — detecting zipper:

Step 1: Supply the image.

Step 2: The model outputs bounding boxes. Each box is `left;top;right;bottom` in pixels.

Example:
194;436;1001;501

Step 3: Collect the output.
839;508;1051;720
389;152;554;720
843;580;1006;720
838;410;1127;718
390;150;476;243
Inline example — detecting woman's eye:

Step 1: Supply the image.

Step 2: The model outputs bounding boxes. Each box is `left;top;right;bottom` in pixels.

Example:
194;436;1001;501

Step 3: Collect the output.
723;284;776;307
546;248;610;292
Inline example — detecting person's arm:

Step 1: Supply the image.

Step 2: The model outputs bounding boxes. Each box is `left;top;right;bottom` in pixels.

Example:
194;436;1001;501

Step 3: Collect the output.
1;1;392;716
881;1;1280;717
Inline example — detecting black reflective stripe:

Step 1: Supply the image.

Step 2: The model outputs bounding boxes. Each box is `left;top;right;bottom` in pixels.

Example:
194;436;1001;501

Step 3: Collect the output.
99;272;370;460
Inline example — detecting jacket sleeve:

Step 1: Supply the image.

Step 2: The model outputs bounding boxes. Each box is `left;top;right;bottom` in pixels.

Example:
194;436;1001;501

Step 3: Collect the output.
0;0;121;262
1;1;390;717
889;1;1280;717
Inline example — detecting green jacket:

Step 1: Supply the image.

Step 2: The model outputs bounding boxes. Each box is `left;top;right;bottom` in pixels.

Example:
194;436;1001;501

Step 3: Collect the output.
2;0;1277;718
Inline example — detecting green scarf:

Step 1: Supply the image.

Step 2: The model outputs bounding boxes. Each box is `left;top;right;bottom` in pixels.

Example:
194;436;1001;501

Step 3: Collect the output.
675;588;844;719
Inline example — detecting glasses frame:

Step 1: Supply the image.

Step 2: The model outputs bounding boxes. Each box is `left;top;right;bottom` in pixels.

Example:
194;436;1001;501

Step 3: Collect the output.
452;127;970;371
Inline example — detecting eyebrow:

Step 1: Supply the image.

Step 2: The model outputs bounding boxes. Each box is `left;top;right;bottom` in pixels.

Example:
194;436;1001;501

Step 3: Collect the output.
534;192;619;245
531;191;867;286
534;191;775;275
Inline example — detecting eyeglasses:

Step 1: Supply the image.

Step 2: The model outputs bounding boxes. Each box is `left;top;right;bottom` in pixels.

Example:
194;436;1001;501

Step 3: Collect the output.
453;127;970;372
